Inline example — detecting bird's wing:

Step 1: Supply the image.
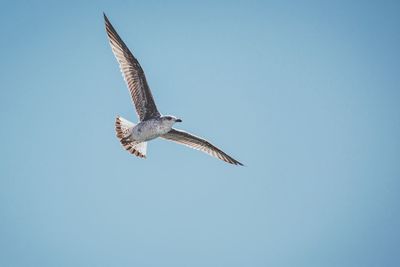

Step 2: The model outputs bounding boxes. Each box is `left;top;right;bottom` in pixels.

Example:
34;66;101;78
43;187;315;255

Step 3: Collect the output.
104;14;160;121
161;128;243;166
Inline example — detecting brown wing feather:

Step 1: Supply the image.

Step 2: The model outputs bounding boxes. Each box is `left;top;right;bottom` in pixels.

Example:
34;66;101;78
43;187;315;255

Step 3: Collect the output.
104;14;160;121
161;128;243;166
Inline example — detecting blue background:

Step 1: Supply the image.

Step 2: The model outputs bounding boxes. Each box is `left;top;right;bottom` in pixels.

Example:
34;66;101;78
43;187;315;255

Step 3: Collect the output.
1;0;399;266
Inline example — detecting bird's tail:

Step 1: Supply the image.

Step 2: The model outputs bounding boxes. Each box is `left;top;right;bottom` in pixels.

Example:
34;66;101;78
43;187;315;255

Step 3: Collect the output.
115;116;147;158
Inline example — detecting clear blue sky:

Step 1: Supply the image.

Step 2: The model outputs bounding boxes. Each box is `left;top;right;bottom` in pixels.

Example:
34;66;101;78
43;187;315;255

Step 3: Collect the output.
1;0;399;266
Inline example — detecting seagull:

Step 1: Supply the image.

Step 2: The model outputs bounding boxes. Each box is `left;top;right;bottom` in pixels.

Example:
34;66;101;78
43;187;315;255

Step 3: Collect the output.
104;14;243;166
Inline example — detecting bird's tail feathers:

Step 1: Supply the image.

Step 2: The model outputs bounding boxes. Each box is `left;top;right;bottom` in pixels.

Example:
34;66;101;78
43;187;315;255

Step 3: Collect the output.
115;116;135;139
115;116;147;158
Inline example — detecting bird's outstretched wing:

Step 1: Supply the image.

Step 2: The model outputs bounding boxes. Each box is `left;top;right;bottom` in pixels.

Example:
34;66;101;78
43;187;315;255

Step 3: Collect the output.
161;128;243;166
104;13;160;121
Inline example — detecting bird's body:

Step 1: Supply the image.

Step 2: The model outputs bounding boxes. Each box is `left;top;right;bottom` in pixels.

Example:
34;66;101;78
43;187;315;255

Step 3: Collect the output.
104;13;243;165
127;117;177;142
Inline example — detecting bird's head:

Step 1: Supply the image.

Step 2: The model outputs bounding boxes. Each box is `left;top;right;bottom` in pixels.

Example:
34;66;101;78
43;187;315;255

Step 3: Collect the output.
162;115;182;125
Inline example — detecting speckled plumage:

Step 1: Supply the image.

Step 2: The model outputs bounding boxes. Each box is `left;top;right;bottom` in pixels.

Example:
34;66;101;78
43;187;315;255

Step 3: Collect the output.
127;118;176;142
105;13;243;166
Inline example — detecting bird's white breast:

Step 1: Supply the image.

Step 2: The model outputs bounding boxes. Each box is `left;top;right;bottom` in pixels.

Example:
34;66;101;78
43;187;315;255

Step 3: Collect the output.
131;119;172;142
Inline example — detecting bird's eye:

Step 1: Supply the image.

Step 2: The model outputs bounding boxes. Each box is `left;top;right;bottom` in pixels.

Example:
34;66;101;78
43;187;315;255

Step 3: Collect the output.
167;117;171;120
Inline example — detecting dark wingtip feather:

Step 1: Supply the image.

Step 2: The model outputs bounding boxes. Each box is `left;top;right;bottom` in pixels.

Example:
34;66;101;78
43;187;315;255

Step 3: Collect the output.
231;159;244;166
103;12;112;28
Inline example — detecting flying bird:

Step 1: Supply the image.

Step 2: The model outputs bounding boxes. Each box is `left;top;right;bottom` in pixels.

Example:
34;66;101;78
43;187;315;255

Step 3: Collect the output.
104;13;243;166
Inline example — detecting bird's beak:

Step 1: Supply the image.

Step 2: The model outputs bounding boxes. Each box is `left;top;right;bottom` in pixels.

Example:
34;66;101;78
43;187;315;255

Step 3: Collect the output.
176;118;182;122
